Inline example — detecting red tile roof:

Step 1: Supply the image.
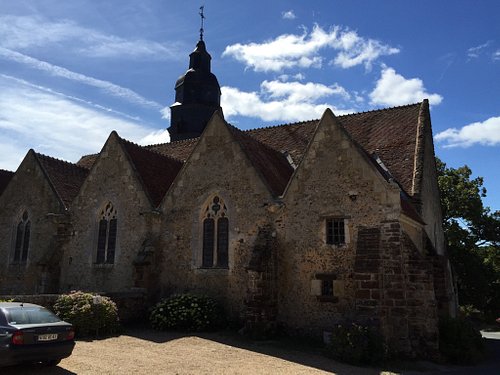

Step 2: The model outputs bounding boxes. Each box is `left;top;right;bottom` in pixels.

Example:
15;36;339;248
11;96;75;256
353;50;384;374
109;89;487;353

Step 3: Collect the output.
0;169;14;196
247;120;317;166
119;137;183;207
76;154;98;169
228;125;294;196
74;103;424;213
339;103;421;195
145;138;198;162
35;153;89;208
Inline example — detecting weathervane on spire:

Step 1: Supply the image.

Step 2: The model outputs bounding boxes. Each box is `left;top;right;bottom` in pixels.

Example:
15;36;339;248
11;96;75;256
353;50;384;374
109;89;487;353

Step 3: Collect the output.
199;5;205;41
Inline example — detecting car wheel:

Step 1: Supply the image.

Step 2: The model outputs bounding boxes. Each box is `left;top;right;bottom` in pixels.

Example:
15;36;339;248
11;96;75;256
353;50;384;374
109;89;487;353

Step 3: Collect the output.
44;359;61;366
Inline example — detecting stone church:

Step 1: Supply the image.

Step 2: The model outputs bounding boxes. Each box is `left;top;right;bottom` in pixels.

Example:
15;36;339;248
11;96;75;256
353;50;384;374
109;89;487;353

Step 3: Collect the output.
0;35;456;357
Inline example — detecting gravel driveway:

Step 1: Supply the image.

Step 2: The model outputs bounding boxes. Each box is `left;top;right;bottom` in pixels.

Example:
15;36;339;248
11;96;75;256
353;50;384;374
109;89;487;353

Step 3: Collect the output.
3;328;499;374
3;328;396;375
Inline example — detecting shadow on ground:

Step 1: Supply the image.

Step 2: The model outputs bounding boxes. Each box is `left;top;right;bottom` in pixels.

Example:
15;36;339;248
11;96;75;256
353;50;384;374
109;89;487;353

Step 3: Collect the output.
126;327;500;375
2;363;76;375
125;327;407;374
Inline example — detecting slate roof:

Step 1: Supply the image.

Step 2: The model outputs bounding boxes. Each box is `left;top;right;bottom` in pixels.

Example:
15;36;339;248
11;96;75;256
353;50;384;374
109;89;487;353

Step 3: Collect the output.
119;136;183;207
0;169;14;196
35;152;90;208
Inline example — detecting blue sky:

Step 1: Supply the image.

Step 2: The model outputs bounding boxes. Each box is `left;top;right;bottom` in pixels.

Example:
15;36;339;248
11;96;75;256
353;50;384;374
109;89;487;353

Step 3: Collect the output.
0;0;499;211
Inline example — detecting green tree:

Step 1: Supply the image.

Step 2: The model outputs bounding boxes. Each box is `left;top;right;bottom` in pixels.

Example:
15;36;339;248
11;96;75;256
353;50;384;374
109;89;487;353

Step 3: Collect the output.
436;158;500;316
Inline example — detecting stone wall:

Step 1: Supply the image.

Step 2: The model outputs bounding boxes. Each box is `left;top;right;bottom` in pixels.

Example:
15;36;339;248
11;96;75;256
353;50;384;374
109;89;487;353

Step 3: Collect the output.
59;134;155;293
0;152;65;294
277;111;402;336
158;116;275;321
243;225;278;339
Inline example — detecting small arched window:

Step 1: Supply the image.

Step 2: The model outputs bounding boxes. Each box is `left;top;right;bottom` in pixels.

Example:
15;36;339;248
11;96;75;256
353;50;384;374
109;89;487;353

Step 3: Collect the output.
12;211;30;263
202;196;229;268
96;202;117;264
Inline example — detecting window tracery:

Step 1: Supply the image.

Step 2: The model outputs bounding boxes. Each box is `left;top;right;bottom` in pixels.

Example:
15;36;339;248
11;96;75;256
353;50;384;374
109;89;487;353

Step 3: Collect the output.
96;202;117;264
12;211;30;263
202;196;228;268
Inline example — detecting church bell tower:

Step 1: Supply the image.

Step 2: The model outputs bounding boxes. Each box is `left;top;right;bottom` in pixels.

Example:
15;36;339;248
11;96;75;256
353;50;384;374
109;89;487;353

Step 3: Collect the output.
168;7;222;142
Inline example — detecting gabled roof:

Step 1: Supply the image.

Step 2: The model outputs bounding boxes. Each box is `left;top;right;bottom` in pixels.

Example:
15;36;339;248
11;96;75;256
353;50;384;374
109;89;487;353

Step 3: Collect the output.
247;120;318;166
145;103;422;195
118;135;183;207
228;125;294;197
35;152;90;208
145;137;199;162
0;169;14;196
339;103;421;195
72;102;424;214
76;154;98;169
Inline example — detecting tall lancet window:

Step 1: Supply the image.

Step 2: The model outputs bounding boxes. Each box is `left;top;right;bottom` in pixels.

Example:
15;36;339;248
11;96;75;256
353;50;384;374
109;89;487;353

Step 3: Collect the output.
202;196;229;268
96;202;117;264
13;211;31;263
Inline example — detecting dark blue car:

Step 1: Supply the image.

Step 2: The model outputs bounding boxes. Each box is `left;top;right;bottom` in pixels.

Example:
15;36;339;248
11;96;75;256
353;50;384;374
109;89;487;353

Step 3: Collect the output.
0;302;75;367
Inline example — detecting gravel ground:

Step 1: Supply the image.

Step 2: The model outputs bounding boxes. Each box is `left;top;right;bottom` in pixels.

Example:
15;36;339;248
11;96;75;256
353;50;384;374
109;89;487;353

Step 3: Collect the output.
3;329;499;374
3;328;397;375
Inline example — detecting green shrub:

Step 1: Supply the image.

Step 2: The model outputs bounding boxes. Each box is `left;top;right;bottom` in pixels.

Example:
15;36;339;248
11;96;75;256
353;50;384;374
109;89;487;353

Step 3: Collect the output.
149;293;224;332
53;291;120;337
325;322;386;365
0;299;14;302
439;316;485;364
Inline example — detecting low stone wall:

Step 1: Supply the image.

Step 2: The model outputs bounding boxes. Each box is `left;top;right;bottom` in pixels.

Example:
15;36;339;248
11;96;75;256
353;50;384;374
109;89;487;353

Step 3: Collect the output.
0;290;148;324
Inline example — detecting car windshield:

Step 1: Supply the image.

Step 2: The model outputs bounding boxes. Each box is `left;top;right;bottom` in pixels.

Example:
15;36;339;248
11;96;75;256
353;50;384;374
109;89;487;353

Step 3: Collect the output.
6;306;61;325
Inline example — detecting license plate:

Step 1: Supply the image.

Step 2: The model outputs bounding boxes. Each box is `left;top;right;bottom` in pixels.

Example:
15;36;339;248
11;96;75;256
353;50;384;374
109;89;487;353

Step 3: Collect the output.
38;333;58;341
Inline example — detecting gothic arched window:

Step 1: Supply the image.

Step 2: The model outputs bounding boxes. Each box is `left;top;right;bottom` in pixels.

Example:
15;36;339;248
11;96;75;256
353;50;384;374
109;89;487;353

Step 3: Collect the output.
96;202;117;264
202;196;229;268
13;211;30;263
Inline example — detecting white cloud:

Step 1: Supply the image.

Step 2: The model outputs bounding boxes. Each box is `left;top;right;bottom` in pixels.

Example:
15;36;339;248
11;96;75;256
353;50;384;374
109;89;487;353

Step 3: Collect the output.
467;41;492;59
0;77;168;170
222;24;399;72
261;80;350;102
221;80;354;122
0;15;178;60
434;116;500;148
0;47;162;110
333;36;399;69
369;66;443;106
493;50;500;61
282;10;296;20
138;129;171;145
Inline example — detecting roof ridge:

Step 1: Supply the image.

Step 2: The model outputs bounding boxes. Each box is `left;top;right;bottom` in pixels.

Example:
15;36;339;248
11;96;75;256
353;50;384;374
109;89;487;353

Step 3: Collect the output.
244;102;423;131
144;136;199;149
227;123;294;196
79;152;98;159
118;135;184;164
34;152;90;171
245;119;318;133
337;102;422;118
230;124;287;155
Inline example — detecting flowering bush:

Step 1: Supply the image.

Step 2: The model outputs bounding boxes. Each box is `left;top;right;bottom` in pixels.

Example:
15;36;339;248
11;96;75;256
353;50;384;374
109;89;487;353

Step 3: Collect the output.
325;322;386;365
149;294;224;331
53;291;120;337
